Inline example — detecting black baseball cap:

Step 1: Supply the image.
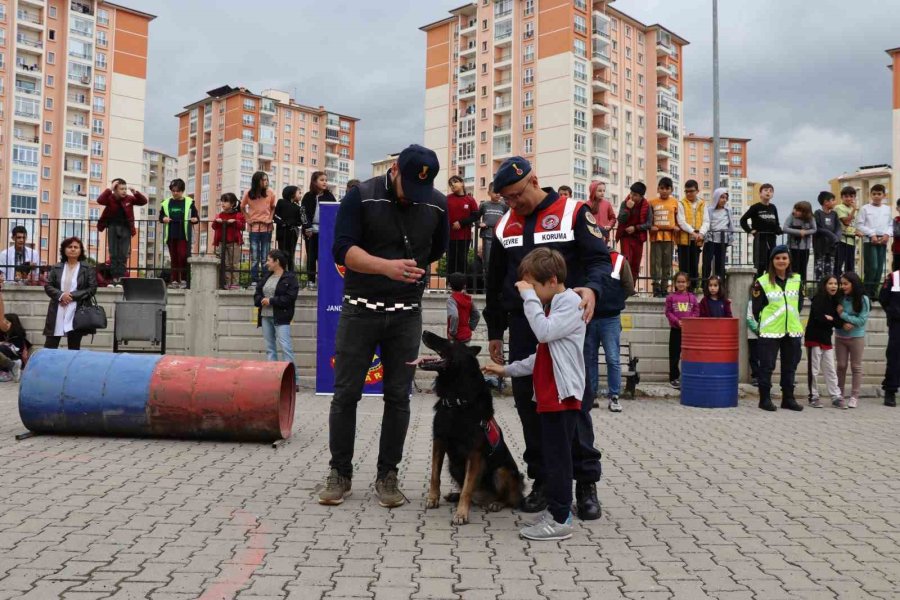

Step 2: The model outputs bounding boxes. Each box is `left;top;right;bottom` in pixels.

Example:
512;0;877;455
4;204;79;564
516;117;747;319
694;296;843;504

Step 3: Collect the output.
397;144;440;204
493;157;532;192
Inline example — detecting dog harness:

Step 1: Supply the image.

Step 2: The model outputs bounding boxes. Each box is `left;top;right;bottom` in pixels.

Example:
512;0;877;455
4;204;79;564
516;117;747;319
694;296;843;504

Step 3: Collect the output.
482;417;501;455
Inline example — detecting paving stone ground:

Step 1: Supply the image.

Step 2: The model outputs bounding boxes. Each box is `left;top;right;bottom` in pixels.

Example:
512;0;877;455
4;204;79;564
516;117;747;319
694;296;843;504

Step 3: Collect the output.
1;383;899;599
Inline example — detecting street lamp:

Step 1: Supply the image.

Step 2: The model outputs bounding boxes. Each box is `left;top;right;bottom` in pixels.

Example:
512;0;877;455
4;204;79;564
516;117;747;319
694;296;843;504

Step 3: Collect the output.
712;0;721;187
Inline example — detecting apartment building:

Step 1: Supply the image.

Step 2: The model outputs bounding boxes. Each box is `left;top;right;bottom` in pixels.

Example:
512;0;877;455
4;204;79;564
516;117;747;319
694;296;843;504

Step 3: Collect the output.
829;164;893;207
176;86;357;251
371;152;399;178
421;0;687;206
683;134;749;212
0;0;153;258
137;146;174;267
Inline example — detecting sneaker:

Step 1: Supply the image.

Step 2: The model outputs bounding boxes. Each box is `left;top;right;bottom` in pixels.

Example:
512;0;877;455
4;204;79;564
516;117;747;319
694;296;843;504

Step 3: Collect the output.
809;398;823;408
525;509;553;527
670;379;680;389
167;281;180;289
848;397;858;409
374;471;406;508
317;468;352;505
520;512;574;541
179;281;188;289
10;359;21;383
608;396;623;413
832;397;847;410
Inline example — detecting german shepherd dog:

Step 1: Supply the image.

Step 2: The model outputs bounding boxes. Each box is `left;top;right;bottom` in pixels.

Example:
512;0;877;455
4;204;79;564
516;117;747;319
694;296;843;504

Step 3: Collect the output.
413;331;523;525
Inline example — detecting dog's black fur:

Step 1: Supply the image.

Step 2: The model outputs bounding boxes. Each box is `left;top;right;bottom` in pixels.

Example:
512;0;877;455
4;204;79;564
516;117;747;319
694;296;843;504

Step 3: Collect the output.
418;331;523;524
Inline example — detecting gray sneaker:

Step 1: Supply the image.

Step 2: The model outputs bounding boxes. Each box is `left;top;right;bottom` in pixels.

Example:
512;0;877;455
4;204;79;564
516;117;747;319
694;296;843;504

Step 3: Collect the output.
318;468;351;505
520;512;574;541
608;396;623;413
809;398;823;408
525;509;553;527
374;471;406;508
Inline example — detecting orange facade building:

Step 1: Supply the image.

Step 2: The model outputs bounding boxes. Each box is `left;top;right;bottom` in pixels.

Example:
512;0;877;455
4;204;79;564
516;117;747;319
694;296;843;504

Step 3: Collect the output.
421;0;687;205
0;0;153;259
175;86;357;252
888;47;900;200
682;134;749;209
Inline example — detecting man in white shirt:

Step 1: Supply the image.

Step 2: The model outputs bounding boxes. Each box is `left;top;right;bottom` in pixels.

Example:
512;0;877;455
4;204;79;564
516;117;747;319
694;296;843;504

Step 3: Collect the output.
0;226;40;284
856;184;893;297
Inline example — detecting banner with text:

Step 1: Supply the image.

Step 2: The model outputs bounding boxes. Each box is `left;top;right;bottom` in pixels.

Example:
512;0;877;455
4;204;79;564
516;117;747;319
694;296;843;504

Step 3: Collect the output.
315;203;383;396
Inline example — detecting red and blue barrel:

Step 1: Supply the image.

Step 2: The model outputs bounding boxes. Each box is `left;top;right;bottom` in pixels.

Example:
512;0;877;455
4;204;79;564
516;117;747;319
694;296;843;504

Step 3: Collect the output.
680;318;739;408
19;350;296;442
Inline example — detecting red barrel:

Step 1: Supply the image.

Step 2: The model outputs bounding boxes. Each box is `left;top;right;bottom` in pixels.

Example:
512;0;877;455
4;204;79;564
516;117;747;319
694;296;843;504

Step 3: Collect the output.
149;356;296;442
681;318;739;363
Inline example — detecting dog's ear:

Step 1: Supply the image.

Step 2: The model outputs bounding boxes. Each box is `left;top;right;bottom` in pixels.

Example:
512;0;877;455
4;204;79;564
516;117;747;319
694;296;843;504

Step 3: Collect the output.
467;346;481;356
422;330;451;354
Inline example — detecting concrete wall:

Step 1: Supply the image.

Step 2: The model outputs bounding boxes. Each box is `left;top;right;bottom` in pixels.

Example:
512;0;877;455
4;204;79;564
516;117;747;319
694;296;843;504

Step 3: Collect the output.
3;258;890;394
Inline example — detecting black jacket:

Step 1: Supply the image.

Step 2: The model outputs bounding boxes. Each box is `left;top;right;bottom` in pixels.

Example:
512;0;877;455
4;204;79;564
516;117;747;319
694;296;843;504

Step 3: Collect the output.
332;174;448;305
274;199;304;233
43;262;98;336
254;271;300;326
740;202;781;235
484;189;617;339
880;272;900;324
804;293;844;346
300;190;337;234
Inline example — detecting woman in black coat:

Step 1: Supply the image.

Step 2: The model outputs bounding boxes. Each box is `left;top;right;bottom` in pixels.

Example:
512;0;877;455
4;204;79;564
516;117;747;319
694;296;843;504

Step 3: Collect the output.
300;171;336;286
254;250;300;390
274;185;304;272
43;236;98;350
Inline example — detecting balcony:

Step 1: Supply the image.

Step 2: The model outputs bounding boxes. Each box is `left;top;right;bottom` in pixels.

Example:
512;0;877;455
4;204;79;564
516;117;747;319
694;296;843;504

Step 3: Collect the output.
67;72;92;86
15;84;41;97
494;75;512;91
591;50;611;68
260;99;276;114
460;18;477;36
459;41;477;57
458;84;476;99
258;143;274;158
16;61;42;78
493;143;512;159
15;35;42;49
657;145;673;159
592;74;611;91
494;28;513;48
493;120;511;135
656;41;674;57
16;11;43;28
592;102;610;115
656;63;670;77
19;0;45;6
656;126;674;138
14;132;40;144
70;1;94;15
64;161;88;175
66;117;90;130
493;96;512;114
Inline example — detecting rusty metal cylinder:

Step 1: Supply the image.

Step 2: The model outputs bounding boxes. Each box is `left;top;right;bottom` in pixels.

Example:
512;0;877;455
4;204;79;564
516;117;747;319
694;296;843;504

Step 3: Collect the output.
19;350;295;442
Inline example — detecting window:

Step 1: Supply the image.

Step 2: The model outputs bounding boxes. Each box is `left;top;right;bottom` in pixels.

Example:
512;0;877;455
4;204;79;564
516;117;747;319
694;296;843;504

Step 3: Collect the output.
574;158;587;178
523;91;533;108
731;143;742;153
97;30;107;46
283;138;289;148
730;155;742;165
243;98;256;111
638;94;644;106
94;74;106;91
11;171;38;191
524;44;534;62
574;110;587;129
90;162;102;179
574;133;586;152
45;97;53;110
625;47;631;59
242;142;253;156
574;183;586;201
574;0;586;9
44;121;53;133
524;0;534;15
43;144;51;156
298;141;305;151
480;154;486;165
95;53;107;69
97;9;109;25
523;68;534;85
524;138;533;154
243;114;255;126
574;85;587;106
574;15;587;35
93;97;105;113
573;61;587;81
242;128;253;141
47;51;55;64
573;39;586;58
91;141;102;156
11;195;37;215
12;145;38;166
626;68;632;80
524;114;533;131
49;6;57;18
92;119;104;135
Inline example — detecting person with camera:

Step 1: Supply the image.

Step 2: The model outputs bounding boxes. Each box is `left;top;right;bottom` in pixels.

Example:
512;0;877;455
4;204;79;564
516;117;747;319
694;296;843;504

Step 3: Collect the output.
0;226;40;284
318;144;448;509
43;237;98;350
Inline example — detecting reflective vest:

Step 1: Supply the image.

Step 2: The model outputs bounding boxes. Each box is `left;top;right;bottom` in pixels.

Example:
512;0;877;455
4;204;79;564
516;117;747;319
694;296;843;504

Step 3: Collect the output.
160;196;194;243
676;198;706;246
757;273;803;338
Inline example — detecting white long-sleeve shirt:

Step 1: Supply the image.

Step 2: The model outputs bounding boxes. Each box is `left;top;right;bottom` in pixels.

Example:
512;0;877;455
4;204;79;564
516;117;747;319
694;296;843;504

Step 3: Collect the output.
856;203;892;237
676;199;710;237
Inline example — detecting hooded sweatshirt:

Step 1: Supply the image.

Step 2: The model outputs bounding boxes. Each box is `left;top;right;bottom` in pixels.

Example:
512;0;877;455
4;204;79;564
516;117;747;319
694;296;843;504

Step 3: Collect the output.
447;290;480;342
707;187;734;244
447;193;479;241
665;290;699;328
274;185;304;232
588;180;617;235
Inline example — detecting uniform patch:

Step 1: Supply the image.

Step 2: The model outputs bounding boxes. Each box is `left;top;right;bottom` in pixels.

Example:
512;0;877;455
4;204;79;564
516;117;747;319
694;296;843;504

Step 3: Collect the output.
541;215;560;230
588;224;604;239
752;284;761;298
585;212;598;225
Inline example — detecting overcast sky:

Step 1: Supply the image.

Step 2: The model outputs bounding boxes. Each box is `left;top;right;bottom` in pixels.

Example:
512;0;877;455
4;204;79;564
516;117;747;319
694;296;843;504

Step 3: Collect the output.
142;0;898;212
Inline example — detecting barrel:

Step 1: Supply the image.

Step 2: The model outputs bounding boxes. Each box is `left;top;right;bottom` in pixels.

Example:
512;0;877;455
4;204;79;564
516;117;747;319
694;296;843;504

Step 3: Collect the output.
19;350;295;442
680;318;739;408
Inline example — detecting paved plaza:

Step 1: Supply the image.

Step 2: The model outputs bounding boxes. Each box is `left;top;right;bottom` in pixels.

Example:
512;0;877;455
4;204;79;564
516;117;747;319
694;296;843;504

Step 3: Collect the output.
1;383;899;600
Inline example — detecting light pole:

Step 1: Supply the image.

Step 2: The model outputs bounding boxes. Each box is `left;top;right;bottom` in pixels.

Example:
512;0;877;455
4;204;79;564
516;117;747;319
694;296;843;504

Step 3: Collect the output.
712;0;721;187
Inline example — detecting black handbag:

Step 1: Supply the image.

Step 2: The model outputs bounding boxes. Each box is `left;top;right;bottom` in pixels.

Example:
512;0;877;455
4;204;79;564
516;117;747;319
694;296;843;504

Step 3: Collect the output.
73;295;107;332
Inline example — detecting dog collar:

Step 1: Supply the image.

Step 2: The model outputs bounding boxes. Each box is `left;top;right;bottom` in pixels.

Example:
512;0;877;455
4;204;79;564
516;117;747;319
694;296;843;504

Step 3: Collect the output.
439;397;468;408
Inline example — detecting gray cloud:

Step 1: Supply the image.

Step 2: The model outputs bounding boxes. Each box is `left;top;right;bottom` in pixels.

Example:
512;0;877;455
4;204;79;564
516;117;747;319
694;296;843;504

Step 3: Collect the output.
143;0;897;210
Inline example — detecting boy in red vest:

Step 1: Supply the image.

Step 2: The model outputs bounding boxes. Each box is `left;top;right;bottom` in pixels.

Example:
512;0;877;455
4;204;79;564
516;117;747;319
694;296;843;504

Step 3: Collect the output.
617;181;653;282
447;272;481;343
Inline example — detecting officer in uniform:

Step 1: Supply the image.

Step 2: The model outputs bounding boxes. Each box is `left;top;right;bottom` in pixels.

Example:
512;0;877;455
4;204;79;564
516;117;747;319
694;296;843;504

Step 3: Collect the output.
484;157;622;520
747;244;805;412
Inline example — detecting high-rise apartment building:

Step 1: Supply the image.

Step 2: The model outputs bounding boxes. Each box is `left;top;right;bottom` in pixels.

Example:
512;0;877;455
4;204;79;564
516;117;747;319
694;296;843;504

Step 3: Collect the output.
371;153;399;178
888;47;900;199
829;164;893;207
0;0;153;256
175;86;357;251
138;146;175;267
683;134;749;212
421;0;687;205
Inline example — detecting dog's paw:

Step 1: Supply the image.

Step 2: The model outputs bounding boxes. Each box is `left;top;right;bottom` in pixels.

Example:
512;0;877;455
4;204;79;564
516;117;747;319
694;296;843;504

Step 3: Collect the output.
444;492;460;503
486;501;503;512
451;511;469;525
425;495;440;509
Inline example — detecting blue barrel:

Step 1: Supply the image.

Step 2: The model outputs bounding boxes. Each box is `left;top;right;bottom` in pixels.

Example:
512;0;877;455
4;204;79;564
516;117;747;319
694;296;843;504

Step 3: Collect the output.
18;349;296;441
680;318;739;408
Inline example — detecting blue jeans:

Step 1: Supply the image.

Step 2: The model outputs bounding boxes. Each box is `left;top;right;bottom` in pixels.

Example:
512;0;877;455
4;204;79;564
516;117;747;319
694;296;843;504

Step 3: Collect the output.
261;316;298;383
250;231;272;283
584;315;622;399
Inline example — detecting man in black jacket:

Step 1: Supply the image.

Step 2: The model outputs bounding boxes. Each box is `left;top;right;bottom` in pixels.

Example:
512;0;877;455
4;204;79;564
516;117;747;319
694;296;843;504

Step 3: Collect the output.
484;156;619;521
319;145;448;508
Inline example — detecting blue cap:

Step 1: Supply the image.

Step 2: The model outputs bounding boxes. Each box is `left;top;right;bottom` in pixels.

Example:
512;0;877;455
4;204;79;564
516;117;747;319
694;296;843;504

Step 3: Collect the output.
397;144;440;204
769;244;789;261
493;157;532;193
